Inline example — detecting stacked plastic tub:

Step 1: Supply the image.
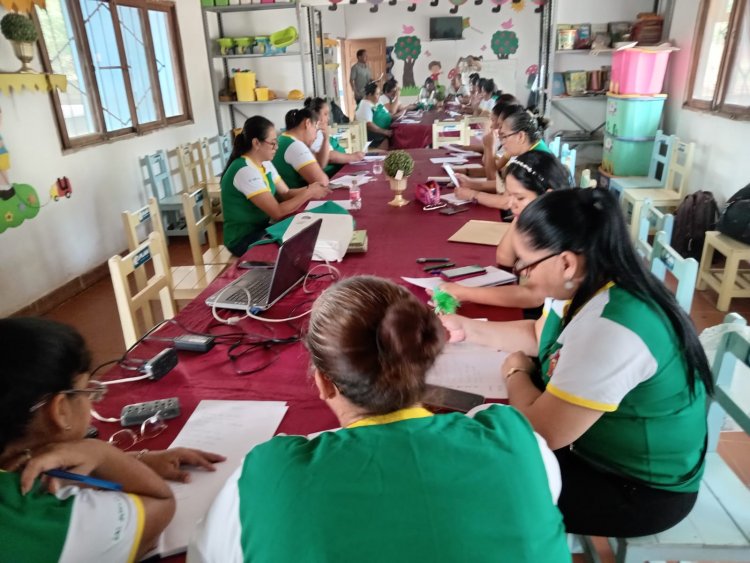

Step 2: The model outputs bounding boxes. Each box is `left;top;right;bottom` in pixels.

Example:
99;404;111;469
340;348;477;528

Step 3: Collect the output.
601;46;674;178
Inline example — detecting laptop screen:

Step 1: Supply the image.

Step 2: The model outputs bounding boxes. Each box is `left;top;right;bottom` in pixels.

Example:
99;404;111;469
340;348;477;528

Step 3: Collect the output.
267;218;322;304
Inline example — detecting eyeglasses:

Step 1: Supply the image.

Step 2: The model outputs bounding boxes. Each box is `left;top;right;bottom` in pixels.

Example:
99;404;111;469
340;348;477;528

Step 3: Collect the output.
29;380;107;413
262;139;278;148
108;413;168;451
498;130;519;142
512;252;561;279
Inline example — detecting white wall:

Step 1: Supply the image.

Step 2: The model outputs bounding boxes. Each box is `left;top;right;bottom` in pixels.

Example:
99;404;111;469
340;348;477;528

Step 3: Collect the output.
0;3;218;316
664;0;750;203
322;1;542;102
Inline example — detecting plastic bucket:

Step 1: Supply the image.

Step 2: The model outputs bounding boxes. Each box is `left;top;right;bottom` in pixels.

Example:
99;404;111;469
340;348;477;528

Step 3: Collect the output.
217;37;234;55
605;94;666;137
602;133;654;176
235;72;257;102
234;37;254;54
255;87;269;101
610;48;672;95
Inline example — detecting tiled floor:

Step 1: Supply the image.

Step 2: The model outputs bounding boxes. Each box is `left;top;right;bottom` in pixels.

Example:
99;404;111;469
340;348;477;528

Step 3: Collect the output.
37;238;750;563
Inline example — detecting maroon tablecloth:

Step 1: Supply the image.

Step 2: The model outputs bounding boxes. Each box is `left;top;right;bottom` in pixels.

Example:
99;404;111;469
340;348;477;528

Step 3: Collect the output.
391;110;462;149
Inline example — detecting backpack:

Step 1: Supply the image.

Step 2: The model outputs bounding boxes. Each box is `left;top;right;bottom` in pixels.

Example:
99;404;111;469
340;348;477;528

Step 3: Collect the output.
330;99;349;124
716;184;750;245
671;190;719;260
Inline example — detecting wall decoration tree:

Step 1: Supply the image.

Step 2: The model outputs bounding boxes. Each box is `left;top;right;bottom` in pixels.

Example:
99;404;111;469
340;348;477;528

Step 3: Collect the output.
491;30;518;59
394;35;421;88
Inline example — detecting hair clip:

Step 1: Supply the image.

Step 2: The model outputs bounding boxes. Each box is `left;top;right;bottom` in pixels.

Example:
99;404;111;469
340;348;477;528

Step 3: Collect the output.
507;157;546;184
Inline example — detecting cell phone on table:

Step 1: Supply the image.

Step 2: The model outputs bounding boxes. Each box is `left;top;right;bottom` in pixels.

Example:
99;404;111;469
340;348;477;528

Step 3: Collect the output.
422;384;485;413
440;265;487;281
439;205;469;216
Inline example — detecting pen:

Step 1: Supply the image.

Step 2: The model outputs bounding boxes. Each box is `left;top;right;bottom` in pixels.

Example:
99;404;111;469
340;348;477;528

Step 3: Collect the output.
44;469;123;491
416;257;451;264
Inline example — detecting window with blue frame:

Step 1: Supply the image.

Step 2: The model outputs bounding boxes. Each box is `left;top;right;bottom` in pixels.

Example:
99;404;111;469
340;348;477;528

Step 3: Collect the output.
36;0;191;149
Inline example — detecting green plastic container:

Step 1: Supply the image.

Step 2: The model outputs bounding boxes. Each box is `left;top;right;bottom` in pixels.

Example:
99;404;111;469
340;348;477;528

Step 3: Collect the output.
602;133;654;176
605;94;666;138
214;0;229;5
200;0;214;6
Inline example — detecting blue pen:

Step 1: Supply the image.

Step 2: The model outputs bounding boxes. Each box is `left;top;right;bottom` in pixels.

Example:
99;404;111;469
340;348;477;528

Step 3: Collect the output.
44;469;123;491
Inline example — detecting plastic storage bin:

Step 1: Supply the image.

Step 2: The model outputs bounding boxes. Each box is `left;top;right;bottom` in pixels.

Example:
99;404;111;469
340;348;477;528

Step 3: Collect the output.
602;133;654;176
234;72;257;102
610;48;672;95
605;94;666;137
254;87;269;101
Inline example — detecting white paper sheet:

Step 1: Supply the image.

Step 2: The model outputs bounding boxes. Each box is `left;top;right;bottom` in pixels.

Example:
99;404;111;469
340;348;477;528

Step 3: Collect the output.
397;118;421;124
431;157;468;164
363;155;386;161
306;199;353;210
440;193;471;206
401;266;516;290
329;175;373;189
156;400;288;557
427;342;508;399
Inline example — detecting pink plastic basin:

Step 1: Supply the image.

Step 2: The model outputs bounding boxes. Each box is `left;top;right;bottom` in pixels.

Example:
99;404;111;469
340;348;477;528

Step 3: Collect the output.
610;48;672;95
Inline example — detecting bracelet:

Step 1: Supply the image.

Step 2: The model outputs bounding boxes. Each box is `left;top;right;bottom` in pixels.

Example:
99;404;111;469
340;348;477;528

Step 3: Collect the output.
471;191;479;204
505;367;532;380
136;449;149;460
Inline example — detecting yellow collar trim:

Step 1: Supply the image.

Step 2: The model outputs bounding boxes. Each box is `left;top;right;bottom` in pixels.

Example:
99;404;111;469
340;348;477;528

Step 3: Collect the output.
243;157;272;190
562;281;615;318
347;407;433;429
529;140;541;151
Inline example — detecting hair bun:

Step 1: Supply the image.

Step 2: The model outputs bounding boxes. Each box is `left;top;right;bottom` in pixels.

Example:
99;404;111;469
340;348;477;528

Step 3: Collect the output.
377;300;444;366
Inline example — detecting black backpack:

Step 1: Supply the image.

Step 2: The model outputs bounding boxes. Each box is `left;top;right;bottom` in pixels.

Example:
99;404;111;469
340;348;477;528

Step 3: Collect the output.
671;190;719;260
329;99;350;124
717;184;750;245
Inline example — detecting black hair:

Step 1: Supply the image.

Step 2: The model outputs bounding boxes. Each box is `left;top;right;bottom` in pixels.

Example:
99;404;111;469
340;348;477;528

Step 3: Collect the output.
502;107;549;143
285;107;317;131
498;103;525;121
481;78;497;95
364;82;378;97
221;115;274;178
0;318;92;453
503;151;572;195
356;49;366;58
469;73;480;84
516;189;713;396
383;78;398;95
477;77;487;91
423;77;435;88
303;96;328;114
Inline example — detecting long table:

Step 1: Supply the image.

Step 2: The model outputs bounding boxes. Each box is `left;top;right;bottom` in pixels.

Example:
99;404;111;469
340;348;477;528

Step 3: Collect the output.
391;109;458;149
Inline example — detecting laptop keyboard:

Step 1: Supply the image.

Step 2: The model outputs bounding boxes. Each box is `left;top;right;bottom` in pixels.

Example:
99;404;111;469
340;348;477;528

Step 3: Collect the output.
226;273;273;306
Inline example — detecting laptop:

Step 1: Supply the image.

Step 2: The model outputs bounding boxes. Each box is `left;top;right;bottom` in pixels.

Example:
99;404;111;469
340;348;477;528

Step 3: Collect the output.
205;219;322;312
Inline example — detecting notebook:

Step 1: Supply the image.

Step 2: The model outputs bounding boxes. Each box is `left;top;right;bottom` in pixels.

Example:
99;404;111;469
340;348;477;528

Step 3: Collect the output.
205;219;322;311
447;220;511;246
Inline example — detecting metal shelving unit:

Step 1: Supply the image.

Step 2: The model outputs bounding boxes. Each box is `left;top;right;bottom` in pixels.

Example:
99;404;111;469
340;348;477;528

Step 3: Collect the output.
201;3;325;133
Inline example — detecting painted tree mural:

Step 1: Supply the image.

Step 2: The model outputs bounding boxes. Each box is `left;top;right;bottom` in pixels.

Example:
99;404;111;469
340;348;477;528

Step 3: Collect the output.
491;30;519;59
394;35;421;88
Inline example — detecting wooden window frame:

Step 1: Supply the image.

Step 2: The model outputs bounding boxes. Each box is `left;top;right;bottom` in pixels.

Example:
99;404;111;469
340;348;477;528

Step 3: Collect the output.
685;0;750;120
34;0;192;150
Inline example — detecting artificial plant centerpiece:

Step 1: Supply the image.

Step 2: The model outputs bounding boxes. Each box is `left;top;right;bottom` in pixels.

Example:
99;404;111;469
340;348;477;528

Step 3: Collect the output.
383;150;414;207
1;12;39;73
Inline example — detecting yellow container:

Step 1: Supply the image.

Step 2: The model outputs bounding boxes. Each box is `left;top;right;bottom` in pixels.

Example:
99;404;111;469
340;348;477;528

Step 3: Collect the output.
255;87;269;101
235;72;257;102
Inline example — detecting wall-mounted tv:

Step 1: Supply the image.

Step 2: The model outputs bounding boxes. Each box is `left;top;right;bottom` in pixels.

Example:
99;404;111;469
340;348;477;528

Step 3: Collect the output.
429;17;464;41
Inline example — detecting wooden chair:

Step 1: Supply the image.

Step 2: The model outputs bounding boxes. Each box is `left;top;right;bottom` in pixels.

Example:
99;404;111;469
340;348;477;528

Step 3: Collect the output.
463;116;489;144
348;120;367;153
581;314;750;562
140;150;185;238
608;131;676;200
195;138;224;221
635;198;675;269
109;232;176;348
168;143;205;193
620;140;695;241
207;132;233;173
697;231;750;311
650;230;699;313
432;120;467;148
122;198;224;301
181;185;234;267
329;125;354;154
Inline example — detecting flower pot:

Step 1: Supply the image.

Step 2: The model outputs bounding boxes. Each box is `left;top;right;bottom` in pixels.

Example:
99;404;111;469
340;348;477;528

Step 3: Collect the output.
11;41;36;74
387;177;409;207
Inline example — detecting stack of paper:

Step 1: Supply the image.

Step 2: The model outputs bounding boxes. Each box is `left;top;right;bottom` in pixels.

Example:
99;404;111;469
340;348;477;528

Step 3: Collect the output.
430;157;468;165
330;175;373;189
363;155;386;162
347;230;368;253
401;265;516;290
426;342;508;399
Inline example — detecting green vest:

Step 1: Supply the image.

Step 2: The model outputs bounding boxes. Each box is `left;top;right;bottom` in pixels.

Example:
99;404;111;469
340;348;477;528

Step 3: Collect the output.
324;135;346;177
220;157;277;252
532;139;551;153
0;471;73;561
235;406;570;562
373;103;392;129
538;285;707;492
272;134;306;189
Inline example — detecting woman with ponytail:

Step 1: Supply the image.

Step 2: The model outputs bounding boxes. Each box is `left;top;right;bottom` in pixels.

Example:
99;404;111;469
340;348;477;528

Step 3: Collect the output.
221;116;330;256
191;276;569;563
305;97;365;177
441;189;712;538
271;107;330;188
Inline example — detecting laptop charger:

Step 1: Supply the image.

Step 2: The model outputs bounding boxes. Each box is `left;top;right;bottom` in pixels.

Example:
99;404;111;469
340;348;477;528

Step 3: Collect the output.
173;334;215;353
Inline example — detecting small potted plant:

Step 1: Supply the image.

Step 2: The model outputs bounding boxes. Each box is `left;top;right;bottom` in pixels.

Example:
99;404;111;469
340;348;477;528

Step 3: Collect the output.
383;150;414;207
1;13;39;73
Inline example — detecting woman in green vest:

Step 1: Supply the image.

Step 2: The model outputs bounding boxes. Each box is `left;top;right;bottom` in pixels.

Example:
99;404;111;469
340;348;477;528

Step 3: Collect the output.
190;275;571;563
271;108;331;189
305;97;365;178
441;188;712;538
221;116;330;256
355;82;393;150
0;318;225;562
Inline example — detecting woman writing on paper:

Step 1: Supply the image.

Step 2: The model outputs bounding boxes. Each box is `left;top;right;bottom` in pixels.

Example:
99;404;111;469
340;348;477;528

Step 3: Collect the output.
272;108;331;189
355;82;393;150
436;151;571;310
190;276;570;563
305;97;365;178
222;116;330;257
441;189;711;538
0;318;225;562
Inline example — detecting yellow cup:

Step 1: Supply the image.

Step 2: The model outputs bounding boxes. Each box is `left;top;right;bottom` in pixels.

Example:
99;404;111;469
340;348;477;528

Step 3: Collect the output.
235;72;257;102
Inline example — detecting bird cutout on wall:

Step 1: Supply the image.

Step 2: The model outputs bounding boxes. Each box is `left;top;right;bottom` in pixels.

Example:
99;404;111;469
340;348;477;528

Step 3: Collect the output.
532;0;546;13
501;17;513;29
328;0;343;10
491;0;510;13
480;44;487;51
368;0;383;12
403;24;415;34
425;50;432;57
448;0;467;13
511;0;525;11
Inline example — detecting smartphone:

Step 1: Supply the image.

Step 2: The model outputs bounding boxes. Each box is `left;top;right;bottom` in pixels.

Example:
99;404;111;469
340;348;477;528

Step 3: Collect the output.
443;164;460;187
238;260;274;269
439;205;469;216
440;265;487;281
422;384;485;413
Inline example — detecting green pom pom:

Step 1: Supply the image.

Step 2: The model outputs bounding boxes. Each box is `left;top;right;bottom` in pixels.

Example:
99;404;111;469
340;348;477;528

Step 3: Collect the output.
432;289;459;315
